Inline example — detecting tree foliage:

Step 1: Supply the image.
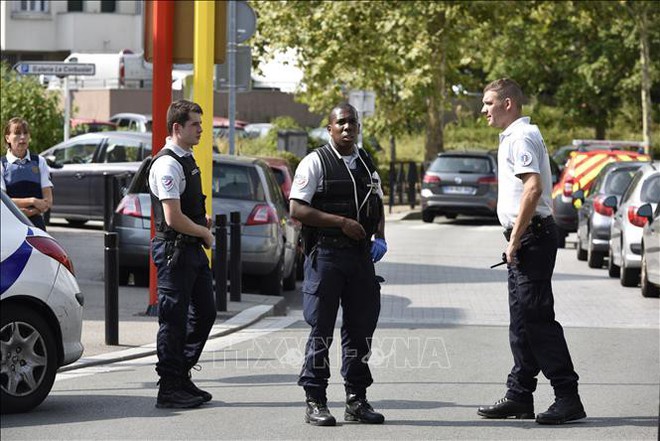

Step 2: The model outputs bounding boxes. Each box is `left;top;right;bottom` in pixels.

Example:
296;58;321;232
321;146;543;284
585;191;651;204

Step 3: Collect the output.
251;1;659;157
0;62;63;153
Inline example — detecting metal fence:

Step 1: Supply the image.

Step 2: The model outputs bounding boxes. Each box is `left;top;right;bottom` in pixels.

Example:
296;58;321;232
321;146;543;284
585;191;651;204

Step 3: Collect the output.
387;161;425;211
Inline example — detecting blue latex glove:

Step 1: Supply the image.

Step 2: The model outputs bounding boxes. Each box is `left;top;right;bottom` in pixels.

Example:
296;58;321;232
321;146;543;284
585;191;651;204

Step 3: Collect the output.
370;238;388;263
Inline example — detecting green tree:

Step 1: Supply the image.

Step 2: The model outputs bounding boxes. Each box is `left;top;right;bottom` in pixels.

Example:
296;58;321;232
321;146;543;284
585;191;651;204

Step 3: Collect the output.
0;62;63;152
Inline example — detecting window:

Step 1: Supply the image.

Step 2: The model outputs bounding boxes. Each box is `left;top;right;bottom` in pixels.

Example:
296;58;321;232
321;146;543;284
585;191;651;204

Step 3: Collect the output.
67;0;83;12
213;164;264;201
53;141;98;165
430;156;492;174
16;0;49;12
103;138;144;163
100;0;116;13
641;175;660;204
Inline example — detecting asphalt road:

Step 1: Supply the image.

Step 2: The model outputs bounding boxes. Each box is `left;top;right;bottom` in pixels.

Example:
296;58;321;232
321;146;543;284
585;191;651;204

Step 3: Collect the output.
2;215;658;440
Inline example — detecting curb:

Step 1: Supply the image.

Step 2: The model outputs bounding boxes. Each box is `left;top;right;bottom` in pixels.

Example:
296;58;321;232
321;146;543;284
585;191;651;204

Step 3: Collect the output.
385;210;422;221
59;300;284;372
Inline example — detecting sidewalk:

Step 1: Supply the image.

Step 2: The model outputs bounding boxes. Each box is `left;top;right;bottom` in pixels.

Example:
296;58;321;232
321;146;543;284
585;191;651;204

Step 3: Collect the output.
63;280;287;372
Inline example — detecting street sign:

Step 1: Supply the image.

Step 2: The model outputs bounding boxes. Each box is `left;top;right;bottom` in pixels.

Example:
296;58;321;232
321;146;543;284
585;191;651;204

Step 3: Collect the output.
349;90;376;117
13;62;95;76
235;1;256;44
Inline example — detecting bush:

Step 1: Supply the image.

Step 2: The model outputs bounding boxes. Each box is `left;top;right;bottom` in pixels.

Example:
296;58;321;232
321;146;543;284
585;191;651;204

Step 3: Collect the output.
0;62;63;153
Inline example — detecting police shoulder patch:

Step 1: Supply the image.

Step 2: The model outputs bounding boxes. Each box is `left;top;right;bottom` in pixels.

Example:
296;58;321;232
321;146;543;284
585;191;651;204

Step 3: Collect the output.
294;174;308;189
161;175;175;191
519;151;533;167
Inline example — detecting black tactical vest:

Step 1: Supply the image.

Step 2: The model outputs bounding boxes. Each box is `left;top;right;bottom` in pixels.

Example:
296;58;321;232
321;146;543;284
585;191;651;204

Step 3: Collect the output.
149;148;207;235
303;144;382;250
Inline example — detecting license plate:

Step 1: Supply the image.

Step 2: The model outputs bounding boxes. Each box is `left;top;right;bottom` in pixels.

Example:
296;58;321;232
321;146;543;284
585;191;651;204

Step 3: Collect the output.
443;186;476;195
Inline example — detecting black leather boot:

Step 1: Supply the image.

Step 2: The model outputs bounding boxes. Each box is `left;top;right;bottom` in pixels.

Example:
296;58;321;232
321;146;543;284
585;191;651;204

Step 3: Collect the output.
182;371;212;402
156;377;205;409
536;395;586;424
477;397;535;419
345;394;385;424
305;398;336;426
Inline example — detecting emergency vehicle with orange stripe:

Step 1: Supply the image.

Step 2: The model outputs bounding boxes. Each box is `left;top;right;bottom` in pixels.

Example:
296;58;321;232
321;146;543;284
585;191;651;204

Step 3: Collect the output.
551;140;650;248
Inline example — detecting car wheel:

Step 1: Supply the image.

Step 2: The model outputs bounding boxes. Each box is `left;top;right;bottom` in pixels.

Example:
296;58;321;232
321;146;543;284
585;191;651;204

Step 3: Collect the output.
556;228;567;248
260;255;283;296
607;247;620;278
620;259;640;287
283;256;297;291
1;304;58;414
576;235;587;261
641;252;660;298
422;211;435;223
65;219;87;227
587;232;604;268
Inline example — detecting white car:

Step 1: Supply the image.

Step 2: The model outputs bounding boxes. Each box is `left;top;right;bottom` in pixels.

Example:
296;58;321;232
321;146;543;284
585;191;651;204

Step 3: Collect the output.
639;202;660;298
606;161;660;287
1;191;84;413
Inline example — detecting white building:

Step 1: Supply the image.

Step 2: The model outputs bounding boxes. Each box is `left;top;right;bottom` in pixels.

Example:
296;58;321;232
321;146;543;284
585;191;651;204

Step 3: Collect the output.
1;0;144;65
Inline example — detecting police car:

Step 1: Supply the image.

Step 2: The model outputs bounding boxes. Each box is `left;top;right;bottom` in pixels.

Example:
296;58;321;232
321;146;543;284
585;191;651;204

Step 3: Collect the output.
1;190;84;413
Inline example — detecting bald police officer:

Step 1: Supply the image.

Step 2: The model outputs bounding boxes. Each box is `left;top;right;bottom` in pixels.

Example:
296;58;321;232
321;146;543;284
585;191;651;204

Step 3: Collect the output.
478;79;586;424
148;100;215;409
290;103;387;426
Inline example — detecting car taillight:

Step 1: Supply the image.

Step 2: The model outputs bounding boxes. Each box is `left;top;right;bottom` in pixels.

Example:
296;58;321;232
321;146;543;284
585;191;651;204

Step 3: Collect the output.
477;176;498;185
26;236;75;276
246;204;278;225
116;194;142;218
423;174;441;184
627;206;648;227
563;177;575;197
593;195;614;217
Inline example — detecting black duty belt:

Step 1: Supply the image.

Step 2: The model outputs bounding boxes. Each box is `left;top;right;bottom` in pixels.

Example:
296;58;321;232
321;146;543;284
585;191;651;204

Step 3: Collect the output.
504;215;555;241
155;231;202;244
317;235;367;249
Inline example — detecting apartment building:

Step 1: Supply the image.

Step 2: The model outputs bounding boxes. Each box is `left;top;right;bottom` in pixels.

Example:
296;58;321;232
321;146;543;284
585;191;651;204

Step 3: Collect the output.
0;0;143;65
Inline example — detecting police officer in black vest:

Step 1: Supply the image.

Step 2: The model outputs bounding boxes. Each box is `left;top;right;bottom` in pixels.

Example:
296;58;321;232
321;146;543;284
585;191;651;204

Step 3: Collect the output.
2;117;52;230
148;100;216;409
290;103;388;426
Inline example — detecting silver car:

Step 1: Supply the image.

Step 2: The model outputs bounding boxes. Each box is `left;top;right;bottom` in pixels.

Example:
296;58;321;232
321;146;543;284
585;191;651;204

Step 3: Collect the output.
605;161;660;287
638;202;660;297
114;154;300;295
574;161;647;268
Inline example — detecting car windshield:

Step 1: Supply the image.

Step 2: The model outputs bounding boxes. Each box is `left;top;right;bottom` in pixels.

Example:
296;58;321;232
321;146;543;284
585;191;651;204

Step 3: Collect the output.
212;163;265;201
641;174;660;204
429;156;492;174
604;168;637;196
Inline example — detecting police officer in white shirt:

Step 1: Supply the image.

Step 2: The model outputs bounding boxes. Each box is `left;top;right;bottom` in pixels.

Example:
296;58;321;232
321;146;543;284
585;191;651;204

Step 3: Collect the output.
148;100;215;409
290;103;387;426
477;79;585;425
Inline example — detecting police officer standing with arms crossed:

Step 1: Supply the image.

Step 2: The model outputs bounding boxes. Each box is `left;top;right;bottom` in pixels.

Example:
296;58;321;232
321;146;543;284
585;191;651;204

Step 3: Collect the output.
148;100;216;409
478;79;586;424
290;103;387;426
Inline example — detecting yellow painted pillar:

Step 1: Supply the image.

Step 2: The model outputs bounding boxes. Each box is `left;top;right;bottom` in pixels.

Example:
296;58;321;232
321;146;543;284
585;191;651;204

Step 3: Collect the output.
193;0;215;259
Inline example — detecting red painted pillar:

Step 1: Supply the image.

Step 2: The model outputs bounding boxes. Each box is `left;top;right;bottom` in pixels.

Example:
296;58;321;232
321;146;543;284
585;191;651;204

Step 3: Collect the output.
147;0;174;315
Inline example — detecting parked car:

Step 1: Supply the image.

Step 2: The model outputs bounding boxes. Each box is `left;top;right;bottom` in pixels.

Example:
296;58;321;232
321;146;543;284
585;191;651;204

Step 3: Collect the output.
245;123;273;139
213;116;248;139
114;154;300;294
420;150;498;222
109;113;153;132
551;139;645;172
40;131;151;226
1;190;83;413
551;149;649;247
573;161;647;268
638;203;660;297
604;161;660;287
70;118;117;136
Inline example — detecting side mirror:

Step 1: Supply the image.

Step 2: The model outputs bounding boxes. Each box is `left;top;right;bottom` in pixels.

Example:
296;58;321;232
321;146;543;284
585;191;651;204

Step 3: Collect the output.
44;155;63;169
637;203;654;223
603;195;618;213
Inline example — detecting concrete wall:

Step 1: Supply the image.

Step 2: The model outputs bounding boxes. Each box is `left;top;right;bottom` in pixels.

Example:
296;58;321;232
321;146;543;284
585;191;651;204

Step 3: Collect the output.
71;89;324;128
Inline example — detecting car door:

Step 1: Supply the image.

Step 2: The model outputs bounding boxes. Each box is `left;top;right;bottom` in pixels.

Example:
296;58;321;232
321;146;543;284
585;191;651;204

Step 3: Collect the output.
48;137;101;219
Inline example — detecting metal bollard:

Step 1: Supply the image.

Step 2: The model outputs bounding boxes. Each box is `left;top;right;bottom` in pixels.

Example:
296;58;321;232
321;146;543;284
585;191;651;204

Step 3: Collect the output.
214;214;228;312
407;161;418;209
229;211;242;302
103;173;115;232
388;162;395;214
104;232;119;345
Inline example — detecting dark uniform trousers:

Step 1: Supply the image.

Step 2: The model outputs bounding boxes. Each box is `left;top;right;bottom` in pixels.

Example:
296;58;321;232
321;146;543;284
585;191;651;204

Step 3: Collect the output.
151;237;216;378
505;219;579;403
299;245;381;397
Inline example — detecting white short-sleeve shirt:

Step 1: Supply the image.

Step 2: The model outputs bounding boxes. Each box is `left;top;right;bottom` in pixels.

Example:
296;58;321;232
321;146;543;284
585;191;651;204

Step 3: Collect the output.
289;141;384;205
0;151;53;191
496;117;553;229
148;140;193;200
